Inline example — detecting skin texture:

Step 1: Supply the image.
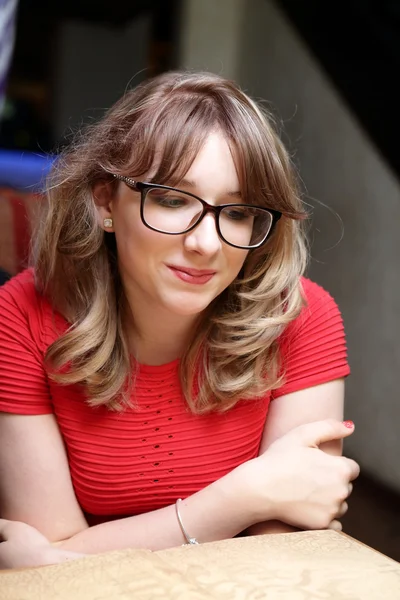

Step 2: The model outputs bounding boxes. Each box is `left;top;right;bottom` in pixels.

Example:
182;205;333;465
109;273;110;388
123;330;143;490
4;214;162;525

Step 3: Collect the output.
247;379;346;535
96;131;249;365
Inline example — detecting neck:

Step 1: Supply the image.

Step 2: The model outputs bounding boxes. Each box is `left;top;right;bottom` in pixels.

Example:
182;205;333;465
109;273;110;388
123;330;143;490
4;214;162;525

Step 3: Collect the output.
123;301;201;367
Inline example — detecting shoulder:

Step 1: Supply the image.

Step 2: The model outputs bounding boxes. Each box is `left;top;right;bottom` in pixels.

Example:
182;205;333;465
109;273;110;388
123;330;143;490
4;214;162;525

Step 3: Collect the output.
0;269;67;349
297;276;343;325
0;270;58;414
272;278;349;397
0;269;45;322
1;268;38;305
281;277;345;344
300;277;337;305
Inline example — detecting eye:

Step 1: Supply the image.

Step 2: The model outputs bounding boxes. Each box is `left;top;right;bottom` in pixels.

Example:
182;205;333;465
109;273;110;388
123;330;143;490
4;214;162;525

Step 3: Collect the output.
223;207;253;221
147;191;189;208
160;197;186;208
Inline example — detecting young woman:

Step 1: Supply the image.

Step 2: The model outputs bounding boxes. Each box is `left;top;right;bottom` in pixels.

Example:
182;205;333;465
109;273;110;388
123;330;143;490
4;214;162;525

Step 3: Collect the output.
0;71;359;568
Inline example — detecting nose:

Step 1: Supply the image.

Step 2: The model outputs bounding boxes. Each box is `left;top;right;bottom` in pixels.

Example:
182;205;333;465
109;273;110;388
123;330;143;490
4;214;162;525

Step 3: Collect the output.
183;213;222;256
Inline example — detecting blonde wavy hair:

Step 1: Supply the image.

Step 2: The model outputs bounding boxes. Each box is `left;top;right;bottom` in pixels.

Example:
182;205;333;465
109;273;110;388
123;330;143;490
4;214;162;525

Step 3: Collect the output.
33;71;308;414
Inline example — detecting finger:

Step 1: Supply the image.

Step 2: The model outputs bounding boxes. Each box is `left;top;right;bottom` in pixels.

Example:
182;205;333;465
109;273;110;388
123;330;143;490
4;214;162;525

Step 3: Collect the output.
337;502;348;518
342;457;360;481
328;520;342;532
348;482;353;496
291;419;355;448
0;520;12;542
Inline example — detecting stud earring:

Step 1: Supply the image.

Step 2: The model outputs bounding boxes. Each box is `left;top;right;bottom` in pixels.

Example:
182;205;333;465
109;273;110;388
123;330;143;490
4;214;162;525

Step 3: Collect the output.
103;218;113;228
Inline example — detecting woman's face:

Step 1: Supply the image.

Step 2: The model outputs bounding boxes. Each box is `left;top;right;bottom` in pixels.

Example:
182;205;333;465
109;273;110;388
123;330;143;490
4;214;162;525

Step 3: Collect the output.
99;131;249;319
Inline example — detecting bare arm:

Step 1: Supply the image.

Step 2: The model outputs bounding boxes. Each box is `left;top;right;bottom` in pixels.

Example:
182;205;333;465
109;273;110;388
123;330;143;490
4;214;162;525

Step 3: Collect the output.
0;408;358;566
0;413;88;541
0;412;256;556
245;379;345;535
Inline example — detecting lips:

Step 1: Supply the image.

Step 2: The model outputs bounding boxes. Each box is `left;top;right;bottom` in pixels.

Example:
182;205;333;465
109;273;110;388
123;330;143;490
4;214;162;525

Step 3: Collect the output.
167;265;216;277
166;264;216;285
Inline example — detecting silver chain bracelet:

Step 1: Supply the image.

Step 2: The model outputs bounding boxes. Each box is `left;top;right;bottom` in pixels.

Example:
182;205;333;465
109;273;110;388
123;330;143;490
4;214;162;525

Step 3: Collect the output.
175;498;199;545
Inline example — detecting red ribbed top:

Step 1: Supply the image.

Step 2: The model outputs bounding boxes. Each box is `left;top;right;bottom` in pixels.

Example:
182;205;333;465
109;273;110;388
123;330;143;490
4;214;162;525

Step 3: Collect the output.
0;270;349;523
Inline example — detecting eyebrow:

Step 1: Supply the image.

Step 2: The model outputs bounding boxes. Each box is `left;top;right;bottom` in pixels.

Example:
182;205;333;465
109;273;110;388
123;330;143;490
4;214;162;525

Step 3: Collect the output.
179;178;242;199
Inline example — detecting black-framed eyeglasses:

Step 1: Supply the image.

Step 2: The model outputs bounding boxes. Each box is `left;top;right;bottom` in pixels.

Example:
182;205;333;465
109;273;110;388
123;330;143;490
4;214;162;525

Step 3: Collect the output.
113;174;282;250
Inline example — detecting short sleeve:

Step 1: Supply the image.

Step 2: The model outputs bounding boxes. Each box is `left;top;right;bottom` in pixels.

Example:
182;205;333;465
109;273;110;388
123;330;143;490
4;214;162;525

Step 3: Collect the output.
272;278;350;399
0;271;53;414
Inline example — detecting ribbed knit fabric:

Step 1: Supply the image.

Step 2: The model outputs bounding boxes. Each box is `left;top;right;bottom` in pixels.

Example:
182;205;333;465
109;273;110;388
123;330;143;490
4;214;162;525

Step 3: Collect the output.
0;270;350;523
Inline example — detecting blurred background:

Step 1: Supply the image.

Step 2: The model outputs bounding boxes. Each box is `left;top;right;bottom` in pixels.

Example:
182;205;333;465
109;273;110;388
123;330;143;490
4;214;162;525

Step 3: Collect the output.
0;0;399;560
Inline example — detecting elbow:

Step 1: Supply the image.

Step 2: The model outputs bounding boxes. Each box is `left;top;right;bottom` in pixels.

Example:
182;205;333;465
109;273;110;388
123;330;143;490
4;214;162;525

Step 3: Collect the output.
49;522;89;546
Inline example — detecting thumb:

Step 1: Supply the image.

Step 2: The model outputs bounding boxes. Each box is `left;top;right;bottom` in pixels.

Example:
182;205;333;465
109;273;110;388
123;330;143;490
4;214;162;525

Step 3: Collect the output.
293;419;355;447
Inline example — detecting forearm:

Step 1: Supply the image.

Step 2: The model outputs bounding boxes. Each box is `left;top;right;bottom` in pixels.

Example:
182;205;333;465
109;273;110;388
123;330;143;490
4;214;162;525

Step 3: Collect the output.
59;468;258;555
244;520;299;536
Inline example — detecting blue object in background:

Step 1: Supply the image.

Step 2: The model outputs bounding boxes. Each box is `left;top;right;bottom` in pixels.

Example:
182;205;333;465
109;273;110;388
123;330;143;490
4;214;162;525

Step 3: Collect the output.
0;149;55;191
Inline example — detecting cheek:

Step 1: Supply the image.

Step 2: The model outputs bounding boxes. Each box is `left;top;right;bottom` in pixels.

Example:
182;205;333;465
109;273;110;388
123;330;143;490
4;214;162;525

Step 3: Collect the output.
113;218;149;269
224;249;249;280
114;218;176;268
113;202;150;247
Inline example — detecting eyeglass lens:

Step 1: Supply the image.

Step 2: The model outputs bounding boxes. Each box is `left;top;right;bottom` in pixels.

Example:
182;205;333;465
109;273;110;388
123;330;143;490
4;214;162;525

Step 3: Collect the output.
143;188;273;248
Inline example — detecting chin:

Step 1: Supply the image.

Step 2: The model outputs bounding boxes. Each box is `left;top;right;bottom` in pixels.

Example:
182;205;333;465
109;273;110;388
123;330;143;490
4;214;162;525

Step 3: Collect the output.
169;304;210;317
164;294;217;317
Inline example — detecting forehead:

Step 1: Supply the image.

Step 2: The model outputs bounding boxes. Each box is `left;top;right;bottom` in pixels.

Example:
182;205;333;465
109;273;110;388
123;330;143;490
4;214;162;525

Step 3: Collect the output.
148;131;240;194
183;132;237;180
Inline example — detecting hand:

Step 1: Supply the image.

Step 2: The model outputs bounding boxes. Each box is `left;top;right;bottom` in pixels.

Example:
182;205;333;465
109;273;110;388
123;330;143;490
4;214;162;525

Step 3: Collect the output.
0;519;85;569
241;419;359;531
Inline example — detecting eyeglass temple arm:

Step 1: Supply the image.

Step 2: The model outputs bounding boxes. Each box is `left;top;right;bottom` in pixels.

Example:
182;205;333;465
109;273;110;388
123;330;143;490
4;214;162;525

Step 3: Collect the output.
113;174;138;189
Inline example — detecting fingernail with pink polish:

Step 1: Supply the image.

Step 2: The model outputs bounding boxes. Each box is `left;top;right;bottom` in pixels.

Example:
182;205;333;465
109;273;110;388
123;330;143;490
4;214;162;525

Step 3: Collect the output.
343;420;354;429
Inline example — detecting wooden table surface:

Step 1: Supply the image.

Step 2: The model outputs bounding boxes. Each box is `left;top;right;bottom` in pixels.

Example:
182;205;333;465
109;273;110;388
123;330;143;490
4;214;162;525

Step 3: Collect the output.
1;530;399;599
